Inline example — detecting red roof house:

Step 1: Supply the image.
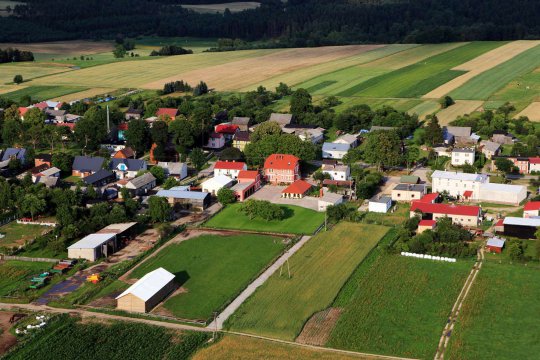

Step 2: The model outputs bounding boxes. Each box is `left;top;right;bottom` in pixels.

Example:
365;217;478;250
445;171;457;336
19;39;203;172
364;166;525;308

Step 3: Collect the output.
264;154;300;184
410;202;481;227
523;201;540;217
156;108;178;119
417;219;437;233
214;161;247;178
18;107;29;119
33;102;48;110
417;192;439;203
232;170;262;202
113;147;135;159
215;124;239;134
206;132;225;149
282;179;312;199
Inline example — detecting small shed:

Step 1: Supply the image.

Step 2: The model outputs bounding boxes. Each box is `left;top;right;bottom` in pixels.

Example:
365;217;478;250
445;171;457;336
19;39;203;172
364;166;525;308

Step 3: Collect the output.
417;219;436;234
400;175;420;184
486;237;506;253
116;268;176;313
368;196;392;213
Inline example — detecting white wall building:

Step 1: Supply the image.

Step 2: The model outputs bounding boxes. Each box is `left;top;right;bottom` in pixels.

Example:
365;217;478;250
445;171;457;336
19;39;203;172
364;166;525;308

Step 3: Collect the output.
318;191;343;212
322;163;350;181
368;196;392;213
478;183;527;205
334;134;358;148
213;161;247;179
451;148;475;166
431;171;489;199
322;142;350;159
201;174;234;195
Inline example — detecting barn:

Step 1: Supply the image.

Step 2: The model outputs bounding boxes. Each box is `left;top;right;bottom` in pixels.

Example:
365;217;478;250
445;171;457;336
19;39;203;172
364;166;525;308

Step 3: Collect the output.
67;233;118;261
116;268;176;313
503;217;540;239
486;237;506;253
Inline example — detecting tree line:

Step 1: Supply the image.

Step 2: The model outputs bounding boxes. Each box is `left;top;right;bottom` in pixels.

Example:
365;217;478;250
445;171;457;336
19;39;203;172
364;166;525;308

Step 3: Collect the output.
0;48;34;63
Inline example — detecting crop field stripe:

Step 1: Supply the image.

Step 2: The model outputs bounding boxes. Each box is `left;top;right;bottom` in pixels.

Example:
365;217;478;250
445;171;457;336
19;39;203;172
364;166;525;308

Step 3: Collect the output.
395;69;466;98
449;43;540;100
0;85;88;102
435;100;484;125
304;80;338;93
333;97;423;113
407;100;440;119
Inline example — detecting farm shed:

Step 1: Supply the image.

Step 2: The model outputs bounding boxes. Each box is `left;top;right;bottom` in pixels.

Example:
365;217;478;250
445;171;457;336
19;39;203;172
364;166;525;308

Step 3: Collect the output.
155;189;210;211
410;202;481;227
503;217;540;239
478;183;527;205
116;268;176;313
322;142;350;160
486;237;506;253
282;180;312;199
369;196;392;213
201;174;234;195
67;233;118;261
318;191;343;212
417;219;436;234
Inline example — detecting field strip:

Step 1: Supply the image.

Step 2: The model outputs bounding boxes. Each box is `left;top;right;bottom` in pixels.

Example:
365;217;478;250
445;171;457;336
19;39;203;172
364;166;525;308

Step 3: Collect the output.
53;87;116;102
515;101;540;121
142;45;385;91
423;40;539;98
208;235;312;330
436;100;483;125
0;40;114;54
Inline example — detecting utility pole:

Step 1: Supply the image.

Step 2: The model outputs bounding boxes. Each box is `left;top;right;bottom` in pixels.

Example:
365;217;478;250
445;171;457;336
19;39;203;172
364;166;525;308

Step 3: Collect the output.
106;105;110;135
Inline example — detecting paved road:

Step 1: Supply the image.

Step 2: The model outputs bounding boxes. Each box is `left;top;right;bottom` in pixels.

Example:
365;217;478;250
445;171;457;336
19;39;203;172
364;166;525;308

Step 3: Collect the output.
207;235;312;330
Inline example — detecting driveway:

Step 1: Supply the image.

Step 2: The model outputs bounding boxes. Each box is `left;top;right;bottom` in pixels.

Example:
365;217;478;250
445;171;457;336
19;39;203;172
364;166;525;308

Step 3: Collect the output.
250;185;319;211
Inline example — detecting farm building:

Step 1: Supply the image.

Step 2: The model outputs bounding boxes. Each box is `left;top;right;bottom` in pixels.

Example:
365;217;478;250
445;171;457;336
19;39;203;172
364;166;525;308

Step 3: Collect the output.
523;201;540;218
443;126;471;144
155;188;210;211
431;171;488;199
486;237;505;253
264;154;300;184
410;202;481;227
391;184;426;202
269;113;293;127
491;131;515;145
318;191;343;212
400;175;420;184
201;175;234;195
120;173;156;197
282;179;312;199
477;183;527;205
116;268;176;313
417;219;436;234
480;141;501;159
231;117;251;131
231;170;261;201
322;142;349;160
369;196;392;213
214;161;247;179
334;134;359;148
68;233;118;261
503;217;540;239
451;148;475;166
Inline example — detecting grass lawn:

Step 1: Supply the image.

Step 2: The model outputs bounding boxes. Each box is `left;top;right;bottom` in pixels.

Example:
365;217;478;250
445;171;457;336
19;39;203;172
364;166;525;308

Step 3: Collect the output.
226;222;389;340
0;222;50;248
129;234;285;321
0;260;53;297
204;203;325;234
361;203;410;227
446;262;540;360
327;254;473;359
0;85;87;102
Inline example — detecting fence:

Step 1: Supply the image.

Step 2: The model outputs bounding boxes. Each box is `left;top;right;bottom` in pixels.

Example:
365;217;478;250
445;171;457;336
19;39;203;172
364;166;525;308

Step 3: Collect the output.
0;255;59;263
16;220;57;227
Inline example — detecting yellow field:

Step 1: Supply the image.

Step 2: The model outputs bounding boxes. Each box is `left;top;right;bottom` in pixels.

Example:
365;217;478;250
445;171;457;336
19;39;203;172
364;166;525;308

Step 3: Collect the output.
52;87;116;102
436;100;484;125
0;63;72;84
515;102;540;121
0;40;113;54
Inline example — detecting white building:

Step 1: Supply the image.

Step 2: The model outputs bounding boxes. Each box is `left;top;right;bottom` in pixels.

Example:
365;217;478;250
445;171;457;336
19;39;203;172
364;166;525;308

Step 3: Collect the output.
206;132;225;149
67;233;118;261
368;196;392;213
334;134;358;148
201;174;234;195
318;191;343;212
322;163;350;181
322;142;350;159
431;171;489;199
478;183;527;205
213;161;247;179
451;148;475;166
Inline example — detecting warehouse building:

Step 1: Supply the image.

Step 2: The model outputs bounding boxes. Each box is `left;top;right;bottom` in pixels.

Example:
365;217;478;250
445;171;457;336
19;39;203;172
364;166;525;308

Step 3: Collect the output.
116;268;176;313
67;233;118;261
477;183;527;205
410;202;481;227
503;217;540;239
155;187;211;211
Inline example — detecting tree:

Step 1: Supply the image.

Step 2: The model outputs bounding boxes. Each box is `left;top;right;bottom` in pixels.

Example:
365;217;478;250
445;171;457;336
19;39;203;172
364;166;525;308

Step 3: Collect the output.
169;117;195;155
494;157;515;174
217;187;236;205
508;241;523;261
125;119;150;156
250;121;282;142
439;95;455;109
362;130;403;170
275;82;292;97
313;170;330;185
162;177;179;190
150;120;169;147
113;44;127;58
2;118;23;146
193;81;209;96
289;88;312;121
405;146;420;172
75;106;108;150
13;74;23;84
150;165;165;184
52;152;74;175
189;148;206;171
147;196;171;223
424;115;444;146
219;147;244;161
21;194;45;221
461;163;477;173
23;108;46;149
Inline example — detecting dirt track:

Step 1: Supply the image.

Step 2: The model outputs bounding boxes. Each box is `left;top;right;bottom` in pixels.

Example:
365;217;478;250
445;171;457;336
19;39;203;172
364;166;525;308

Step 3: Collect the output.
0;312;18;355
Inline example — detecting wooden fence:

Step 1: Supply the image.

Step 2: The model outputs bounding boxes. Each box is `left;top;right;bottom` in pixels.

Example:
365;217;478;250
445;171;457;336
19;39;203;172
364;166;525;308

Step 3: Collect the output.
0;255;59;263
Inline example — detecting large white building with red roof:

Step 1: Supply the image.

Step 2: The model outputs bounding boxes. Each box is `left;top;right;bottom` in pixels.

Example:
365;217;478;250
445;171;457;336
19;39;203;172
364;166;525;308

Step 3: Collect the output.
264;154;300;184
410;202;482;227
213;161;247;179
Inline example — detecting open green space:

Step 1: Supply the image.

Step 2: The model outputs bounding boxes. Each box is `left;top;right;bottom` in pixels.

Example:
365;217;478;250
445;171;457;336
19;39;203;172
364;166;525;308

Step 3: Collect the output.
0;85;87;102
327;254;472;359
0;63;70;84
0;222;49;248
129;233;285;321
226;222;389;340
333;97;423;114
204;203;325;234
450;44;540;100
0;260;53;297
446;262;540;360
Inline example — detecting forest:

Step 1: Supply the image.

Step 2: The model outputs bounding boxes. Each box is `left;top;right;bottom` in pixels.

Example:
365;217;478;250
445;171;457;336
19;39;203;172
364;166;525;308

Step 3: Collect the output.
1;0;539;44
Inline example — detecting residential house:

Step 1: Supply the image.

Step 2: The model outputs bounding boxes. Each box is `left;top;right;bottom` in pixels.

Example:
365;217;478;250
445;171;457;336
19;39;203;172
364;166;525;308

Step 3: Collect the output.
281;179;312;199
45;109;66;123
334;134;359;148
369;196;392;213
491;156;529;174
529;158;540;173
322;142;350;160
110;158;147;179
431;171;489;199
523;201;540;218
391;184;426;202
18;107;29;121
72;156;105;177
214;161;247;179
2;148;26;165
206;132;225;149
113;147;136;159
443;126;471;144
491;131;516;145
480;141;501;159
410;202;481;227
32;166;60;182
264;154;300;184
322;163;350;181
451;148;475;166
36;176;59;188
34;154;52;168
231;170;261;201
201;174;234;195
155;187;210;211
215;124;240;141
121;173;156;197
157;162;188;180
155;108;178;120
231;117;251;131
269;113;293;127
83;169;116;187
232;131;251;151
125;108;143;120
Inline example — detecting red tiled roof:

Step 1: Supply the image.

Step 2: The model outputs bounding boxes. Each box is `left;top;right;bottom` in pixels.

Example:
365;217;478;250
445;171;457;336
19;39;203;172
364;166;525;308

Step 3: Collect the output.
209;132;223;139
156;108;178;118
410;202;480;217
18;107;29;116
463;190;473;198
215;124;239;134
418;193;439;203
56;102;64;109
117;123;129;130
238;170;259;180
282;179;312;194
214;161;246;170
33;102;48;110
264;154;300;171
529;157;540;164
524;201;540;211
418;220;436;227
55;123;75;130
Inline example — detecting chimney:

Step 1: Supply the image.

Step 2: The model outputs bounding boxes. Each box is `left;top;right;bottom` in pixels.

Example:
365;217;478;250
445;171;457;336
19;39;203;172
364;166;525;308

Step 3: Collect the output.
320;188;324;197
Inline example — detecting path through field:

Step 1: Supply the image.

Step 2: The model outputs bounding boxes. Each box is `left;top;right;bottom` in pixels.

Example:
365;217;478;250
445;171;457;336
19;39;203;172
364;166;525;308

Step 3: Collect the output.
207;235;312;330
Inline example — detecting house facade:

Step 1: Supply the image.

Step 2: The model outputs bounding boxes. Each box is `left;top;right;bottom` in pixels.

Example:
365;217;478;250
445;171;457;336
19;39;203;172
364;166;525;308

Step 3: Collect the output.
410;202;481;227
451;148;475;166
264;154;300;184
391;184;426;202
206;132;225;149
213;161;247;179
431;171;489;200
110;158;147;179
322;163;350;181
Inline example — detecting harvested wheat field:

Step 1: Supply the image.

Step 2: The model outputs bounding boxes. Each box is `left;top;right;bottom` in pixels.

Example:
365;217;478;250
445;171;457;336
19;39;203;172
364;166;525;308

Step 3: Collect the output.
0;40;114;54
143;45;384;91
296;308;343;346
436;100;484;125
515;102;540;121
53;87;116;102
424;40;540;98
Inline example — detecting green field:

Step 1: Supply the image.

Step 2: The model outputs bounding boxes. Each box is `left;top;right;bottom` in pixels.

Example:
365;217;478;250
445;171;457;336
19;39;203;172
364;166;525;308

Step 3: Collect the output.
327;254;472;359
129;233;285;320
204;203;325;234
0;85;87;102
0;260;52;297
226;222;389;340
446;262;540;360
0;222;49;248
0;63;70;84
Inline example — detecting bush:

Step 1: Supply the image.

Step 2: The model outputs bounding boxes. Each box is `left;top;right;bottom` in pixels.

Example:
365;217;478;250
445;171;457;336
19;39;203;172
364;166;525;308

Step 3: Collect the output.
238;199;285;221
217;187;236;205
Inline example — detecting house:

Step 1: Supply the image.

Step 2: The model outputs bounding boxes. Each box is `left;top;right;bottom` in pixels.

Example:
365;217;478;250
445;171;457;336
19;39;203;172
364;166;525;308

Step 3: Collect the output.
478;183;527;205
503;217;540;239
433;146;452;158
113;147;136;159
206;132;225;149
451;148;475;166
215;124;240;141
281;179;312;199
486;237;505;253
231;170;261;201
155;108;178;119
369;196;392;213
116;268;176;313
417;219;436;234
65;114;81;123
524;201;540;218
282;124;325;143
155;188;210;211
322;142;350;160
201;175;234;195
321;163;350;181
121;173;156;197
83;169;116;187
334;134;358;148
410;202;481;227
36;176;59;188
18;107;29;121
480;141;501;159
157;162;188;180
491;156;530;174
67;233;119;261
400;175;420;184
34;154;52;168
529;158;540;173
491;131;515;145
269;113;293;127
431;171;489;200
125;108;143;120
318;191;343;212
110;158;147;179
32;166;61;181
391;184;426;202
72;156;105;177
214;161;247;179
233;131;251;151
231;117;251;131
443;126;471;144
264;154;300;184
2;148;26;164
45;109;66;123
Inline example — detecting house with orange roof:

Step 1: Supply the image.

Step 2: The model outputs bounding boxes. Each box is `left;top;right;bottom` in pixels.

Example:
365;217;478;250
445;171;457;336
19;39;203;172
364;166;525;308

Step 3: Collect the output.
231;170;261;201
155;108;178;120
264;154;300;184
214;161;247;179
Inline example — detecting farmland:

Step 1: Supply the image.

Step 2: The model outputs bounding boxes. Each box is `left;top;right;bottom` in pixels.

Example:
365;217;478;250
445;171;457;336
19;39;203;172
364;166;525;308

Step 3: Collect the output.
226;222;389;340
204;203;325;234
129;233;285;320
0;260;52;298
0;222;50;248
446;263;540;360
327;255;472;359
181;2;261;13
0;85;87;103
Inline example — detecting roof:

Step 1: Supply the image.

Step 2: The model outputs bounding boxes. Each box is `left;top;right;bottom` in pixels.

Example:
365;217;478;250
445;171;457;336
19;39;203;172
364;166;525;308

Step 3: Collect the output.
269;113;293;125
400;175;419;184
1;148;26;162
445;126;471;137
156;108;178;118
503;217;540;227
116;267;175;302
126;107;143;114
323;179;352;187
393;184;425;192
282;179;312;194
322;163;349;173
231;182;252;192
410;202;480;217
114;147;135;158
322;142;350;152
320;192;343;203
524;201;540;211
110;158;147;172
18;107;29;116
431;170;488;183
155;190;209;200
370;126;396;132
128;173;156;188
40;167;61;177
36;176;59;187
481;141;500;152
453;147;475;154
202;174;234;188
215;124;239;134
83;169;114;185
238;170;259;180
463;190;473;197
486;237;506;248
418;193;439;203
418;220;436;227
529;157;540;164
72;156;105;172
214;161;246;171
334;134;358;145
371;196;392;204
232;116;250;125
97;222;138;234
157;162;186;175
35;153;52;162
30;164;49;174
209;132;224;139
264;154;300;171
234;131;251;142
33;101;48;110
480;183;525;194
45;109;66;117
495;218;504;227
67;233;116;250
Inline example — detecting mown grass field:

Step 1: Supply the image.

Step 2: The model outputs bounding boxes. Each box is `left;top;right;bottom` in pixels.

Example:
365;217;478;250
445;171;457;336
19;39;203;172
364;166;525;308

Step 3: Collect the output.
327;255;472;359
129;233;285;320
0;63;70;84
226;222;389;340
0;85;87;102
0;222;49;248
446;262;540;360
0;260;52;298
204;203;324;234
